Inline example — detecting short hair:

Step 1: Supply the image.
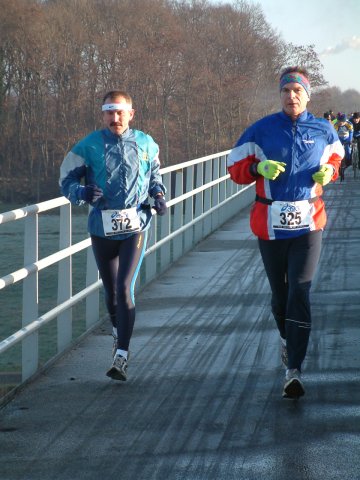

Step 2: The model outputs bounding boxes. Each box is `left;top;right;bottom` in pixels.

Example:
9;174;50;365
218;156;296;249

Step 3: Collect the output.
102;90;133;105
280;66;310;82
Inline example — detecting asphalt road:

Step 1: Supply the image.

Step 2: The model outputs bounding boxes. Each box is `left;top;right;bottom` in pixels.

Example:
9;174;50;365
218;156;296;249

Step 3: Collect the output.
1;169;360;480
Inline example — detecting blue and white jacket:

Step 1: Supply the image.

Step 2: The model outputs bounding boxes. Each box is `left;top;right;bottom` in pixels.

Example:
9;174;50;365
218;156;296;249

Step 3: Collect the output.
227;110;344;240
59;127;166;239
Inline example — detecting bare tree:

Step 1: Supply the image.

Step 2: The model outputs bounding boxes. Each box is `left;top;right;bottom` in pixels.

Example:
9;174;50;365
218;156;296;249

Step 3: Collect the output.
0;0;349;203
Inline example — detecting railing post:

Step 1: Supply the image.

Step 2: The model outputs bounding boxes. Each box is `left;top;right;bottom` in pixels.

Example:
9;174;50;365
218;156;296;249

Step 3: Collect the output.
203;159;212;237
184;165;194;252
22;215;39;380
194;162;204;243
212;157;220;230
57;204;72;352
173;170;183;262
85;244;100;329
159;171;171;271
220;156;226;204
143;219;157;284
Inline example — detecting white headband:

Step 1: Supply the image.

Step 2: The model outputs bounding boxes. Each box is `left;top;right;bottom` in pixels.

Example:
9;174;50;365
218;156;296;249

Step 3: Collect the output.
102;103;132;112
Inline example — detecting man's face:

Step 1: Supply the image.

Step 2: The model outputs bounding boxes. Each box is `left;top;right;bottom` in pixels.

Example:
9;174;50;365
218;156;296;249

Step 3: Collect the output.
102;96;135;135
353;117;360;124
280;82;309;120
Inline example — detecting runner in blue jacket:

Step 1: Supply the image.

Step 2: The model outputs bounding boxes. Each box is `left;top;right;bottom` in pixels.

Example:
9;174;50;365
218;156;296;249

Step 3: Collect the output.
60;90;167;381
227;67;344;399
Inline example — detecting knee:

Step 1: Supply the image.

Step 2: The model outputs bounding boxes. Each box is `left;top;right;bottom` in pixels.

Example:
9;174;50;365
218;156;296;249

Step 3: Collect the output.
105;289;117;308
288;281;311;303
117;283;131;303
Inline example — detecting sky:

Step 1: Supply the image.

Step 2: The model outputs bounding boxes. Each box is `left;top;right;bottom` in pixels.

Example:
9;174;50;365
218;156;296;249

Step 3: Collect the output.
212;0;360;92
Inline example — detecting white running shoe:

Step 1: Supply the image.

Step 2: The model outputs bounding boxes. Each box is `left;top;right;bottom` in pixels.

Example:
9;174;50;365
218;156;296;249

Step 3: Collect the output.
282;369;305;399
106;355;128;381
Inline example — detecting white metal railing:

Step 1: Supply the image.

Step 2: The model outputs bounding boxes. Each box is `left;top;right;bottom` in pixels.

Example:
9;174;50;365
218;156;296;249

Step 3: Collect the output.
0;150;255;395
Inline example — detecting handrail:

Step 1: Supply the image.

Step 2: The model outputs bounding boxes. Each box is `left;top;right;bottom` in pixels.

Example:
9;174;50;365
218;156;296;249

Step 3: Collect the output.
0;239;91;290
0;197;69;224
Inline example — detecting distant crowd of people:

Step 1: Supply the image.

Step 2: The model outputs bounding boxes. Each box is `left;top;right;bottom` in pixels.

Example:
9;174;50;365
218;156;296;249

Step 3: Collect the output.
323;110;360;178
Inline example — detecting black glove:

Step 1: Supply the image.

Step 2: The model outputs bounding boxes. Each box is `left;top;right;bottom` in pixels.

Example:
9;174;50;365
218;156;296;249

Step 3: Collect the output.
154;195;167;216
77;185;103;203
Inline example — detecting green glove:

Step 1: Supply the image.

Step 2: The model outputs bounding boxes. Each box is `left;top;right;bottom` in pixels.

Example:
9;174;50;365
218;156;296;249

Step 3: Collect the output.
257;160;286;180
312;164;334;186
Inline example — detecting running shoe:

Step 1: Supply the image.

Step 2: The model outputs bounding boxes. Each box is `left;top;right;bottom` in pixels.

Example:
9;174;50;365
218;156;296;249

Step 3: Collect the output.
282;369;305;399
106;355;128;381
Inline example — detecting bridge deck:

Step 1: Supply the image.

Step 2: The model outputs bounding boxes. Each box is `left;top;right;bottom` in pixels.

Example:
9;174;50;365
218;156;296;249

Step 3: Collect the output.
1;171;360;480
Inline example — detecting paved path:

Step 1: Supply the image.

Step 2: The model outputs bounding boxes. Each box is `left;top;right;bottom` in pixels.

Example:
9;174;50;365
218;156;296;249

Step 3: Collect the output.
1;169;360;480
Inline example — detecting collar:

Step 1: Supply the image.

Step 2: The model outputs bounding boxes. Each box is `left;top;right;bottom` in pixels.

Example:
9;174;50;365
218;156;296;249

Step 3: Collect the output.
103;127;131;140
279;109;309;123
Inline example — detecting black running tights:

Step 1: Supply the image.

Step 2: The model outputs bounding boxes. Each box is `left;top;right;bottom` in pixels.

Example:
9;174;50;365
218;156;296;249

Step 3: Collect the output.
258;230;322;371
91;232;147;351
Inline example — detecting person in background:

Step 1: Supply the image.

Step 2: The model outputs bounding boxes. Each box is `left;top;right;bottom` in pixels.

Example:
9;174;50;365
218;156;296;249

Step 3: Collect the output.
329;110;336;122
334;113;354;178
227;67;344;399
323;111;332;122
59;90;167;381
350;112;360;168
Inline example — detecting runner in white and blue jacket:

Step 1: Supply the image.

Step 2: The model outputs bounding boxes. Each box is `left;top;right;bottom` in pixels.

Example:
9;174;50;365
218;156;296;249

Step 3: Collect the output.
227;67;344;399
59;90;167;382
